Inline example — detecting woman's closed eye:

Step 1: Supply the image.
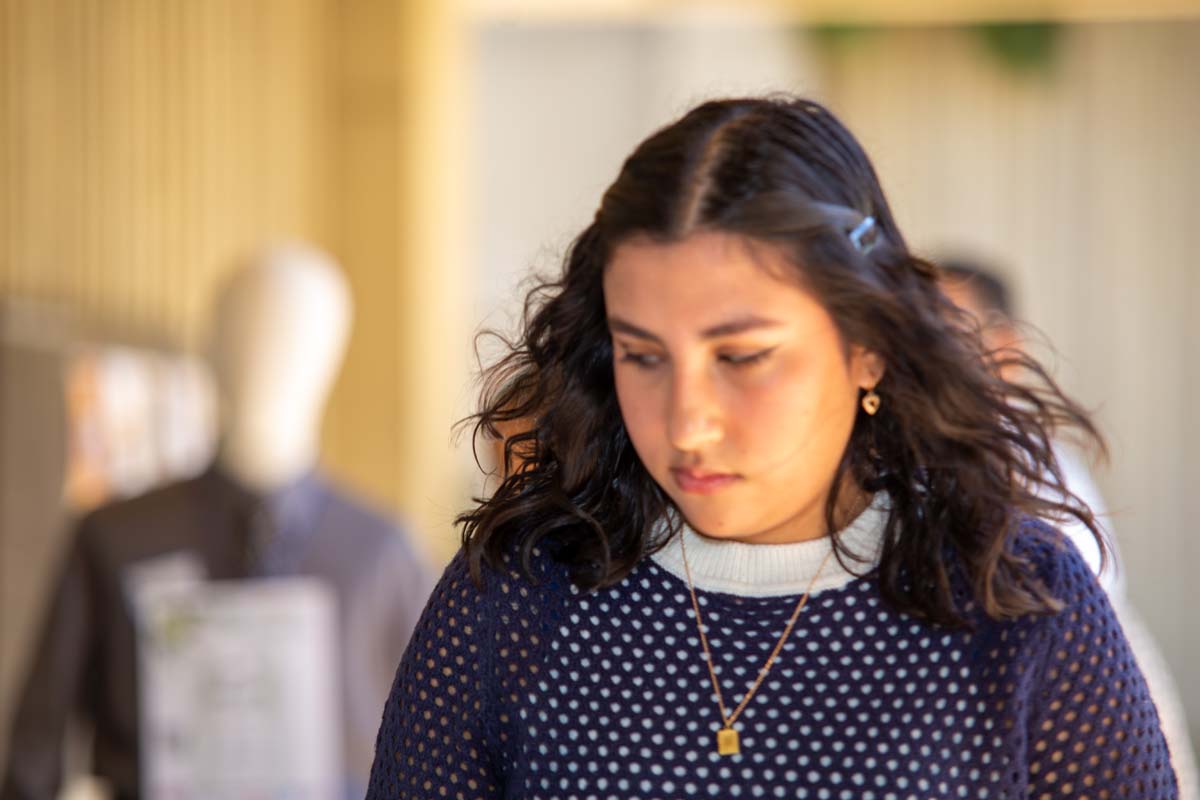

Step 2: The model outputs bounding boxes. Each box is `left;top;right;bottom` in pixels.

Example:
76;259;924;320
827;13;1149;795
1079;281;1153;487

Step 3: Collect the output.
617;346;777;369
718;347;777;367
618;350;665;368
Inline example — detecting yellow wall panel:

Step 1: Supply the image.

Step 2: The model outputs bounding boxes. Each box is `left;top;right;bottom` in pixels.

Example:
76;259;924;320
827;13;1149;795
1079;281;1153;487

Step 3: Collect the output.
321;0;472;559
0;0;332;347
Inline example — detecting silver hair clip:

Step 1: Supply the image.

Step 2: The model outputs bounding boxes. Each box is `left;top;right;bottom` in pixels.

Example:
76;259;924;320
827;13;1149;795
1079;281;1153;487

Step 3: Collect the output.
849;216;878;253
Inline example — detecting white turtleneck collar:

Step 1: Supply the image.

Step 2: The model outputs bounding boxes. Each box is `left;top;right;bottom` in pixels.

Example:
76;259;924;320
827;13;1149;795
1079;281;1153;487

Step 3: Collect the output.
649;492;890;597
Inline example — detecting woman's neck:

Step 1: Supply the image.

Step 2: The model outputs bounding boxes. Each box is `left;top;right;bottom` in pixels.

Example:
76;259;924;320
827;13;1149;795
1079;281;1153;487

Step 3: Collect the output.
650;491;890;597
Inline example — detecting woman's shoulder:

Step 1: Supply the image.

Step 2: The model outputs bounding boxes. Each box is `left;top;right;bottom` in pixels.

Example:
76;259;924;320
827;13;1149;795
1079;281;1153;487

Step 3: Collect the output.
943;514;1108;634
965;515;1121;665
424;541;574;630
1008;515;1104;607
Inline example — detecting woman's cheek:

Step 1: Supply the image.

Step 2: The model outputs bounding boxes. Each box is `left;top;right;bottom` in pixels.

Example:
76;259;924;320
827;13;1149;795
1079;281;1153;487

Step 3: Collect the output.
736;364;807;419
735;369;818;453
616;377;663;461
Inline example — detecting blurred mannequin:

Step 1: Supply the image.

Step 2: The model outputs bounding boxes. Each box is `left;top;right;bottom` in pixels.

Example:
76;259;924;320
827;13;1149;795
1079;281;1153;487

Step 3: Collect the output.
940;258;1199;800
2;243;436;800
212;244;350;493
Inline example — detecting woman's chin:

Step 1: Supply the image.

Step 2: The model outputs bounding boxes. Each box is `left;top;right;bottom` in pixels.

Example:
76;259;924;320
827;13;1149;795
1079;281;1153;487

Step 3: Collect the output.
673;505;754;541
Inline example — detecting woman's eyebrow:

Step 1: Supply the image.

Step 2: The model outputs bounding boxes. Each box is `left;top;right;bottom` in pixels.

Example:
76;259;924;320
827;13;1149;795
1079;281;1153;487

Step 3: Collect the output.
607;314;784;341
699;316;784;338
607;317;662;342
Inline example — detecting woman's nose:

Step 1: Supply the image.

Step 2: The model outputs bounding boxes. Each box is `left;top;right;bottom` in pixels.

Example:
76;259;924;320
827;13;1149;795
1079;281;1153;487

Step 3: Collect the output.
666;369;723;452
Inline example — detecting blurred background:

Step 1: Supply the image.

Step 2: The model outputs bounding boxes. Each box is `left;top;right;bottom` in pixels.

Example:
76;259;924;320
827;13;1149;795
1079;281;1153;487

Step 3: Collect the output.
1;0;1198;796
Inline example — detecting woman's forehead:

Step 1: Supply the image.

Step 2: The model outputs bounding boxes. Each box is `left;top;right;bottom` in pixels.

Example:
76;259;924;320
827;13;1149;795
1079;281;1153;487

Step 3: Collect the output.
603;231;828;335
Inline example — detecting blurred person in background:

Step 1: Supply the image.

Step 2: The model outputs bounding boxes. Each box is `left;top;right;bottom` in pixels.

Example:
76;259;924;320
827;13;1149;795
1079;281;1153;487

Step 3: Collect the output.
1;244;436;800
940;258;1199;798
367;97;1178;797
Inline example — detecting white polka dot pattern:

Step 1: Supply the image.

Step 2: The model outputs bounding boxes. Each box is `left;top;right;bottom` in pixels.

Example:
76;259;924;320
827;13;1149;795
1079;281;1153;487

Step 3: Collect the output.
368;529;1178;798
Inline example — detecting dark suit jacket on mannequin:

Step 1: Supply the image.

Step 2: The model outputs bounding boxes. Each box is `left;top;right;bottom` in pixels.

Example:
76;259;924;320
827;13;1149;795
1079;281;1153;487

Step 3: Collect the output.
1;465;436;800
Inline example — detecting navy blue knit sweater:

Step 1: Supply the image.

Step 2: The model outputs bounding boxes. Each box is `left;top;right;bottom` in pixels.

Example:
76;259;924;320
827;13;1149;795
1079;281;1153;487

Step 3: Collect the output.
368;499;1177;799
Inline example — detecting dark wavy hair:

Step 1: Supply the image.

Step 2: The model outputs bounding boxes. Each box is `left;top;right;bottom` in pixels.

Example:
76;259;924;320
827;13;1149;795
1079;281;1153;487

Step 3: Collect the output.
459;95;1105;628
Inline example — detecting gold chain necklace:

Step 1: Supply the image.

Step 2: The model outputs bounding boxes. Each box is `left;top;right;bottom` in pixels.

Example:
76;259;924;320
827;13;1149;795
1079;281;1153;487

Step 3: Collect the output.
679;530;835;757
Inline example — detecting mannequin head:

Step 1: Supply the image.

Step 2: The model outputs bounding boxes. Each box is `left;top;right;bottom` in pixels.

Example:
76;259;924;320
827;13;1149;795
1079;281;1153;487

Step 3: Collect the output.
209;242;352;492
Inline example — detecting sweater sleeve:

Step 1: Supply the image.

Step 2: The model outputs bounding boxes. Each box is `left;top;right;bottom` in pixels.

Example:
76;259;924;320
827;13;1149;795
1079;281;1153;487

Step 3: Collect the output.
1025;534;1179;799
366;550;502;799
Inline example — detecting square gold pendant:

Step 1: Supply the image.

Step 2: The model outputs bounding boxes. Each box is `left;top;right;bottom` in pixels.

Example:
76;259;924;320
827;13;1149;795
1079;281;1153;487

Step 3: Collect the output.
716;727;740;756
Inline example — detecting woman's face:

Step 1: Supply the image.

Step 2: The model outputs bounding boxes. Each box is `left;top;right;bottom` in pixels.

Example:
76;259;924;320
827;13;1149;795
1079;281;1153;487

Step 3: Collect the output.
603;230;883;544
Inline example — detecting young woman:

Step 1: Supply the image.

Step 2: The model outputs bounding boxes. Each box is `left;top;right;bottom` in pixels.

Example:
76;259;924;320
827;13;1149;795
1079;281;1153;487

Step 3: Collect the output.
367;97;1177;799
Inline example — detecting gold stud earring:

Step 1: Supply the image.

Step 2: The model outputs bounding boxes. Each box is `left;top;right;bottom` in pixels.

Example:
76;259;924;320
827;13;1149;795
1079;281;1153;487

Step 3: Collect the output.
861;389;881;416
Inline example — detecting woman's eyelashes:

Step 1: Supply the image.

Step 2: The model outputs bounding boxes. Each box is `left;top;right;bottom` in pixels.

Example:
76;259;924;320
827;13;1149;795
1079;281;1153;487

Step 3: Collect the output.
718;346;777;366
616;346;778;369
618;350;664;368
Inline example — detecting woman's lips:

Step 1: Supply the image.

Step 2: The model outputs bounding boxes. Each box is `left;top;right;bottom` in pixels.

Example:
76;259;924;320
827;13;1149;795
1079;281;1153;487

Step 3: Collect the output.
671;468;741;495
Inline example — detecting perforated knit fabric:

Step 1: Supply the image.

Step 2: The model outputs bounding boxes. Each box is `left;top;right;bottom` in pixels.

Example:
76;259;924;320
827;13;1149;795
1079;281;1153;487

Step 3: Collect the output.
367;524;1178;799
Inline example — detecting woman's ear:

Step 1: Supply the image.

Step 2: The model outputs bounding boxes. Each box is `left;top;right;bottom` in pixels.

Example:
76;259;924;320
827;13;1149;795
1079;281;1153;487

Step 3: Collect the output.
851;346;886;390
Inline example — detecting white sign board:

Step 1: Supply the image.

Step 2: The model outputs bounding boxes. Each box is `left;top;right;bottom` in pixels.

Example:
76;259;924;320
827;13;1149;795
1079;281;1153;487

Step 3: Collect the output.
127;556;342;799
